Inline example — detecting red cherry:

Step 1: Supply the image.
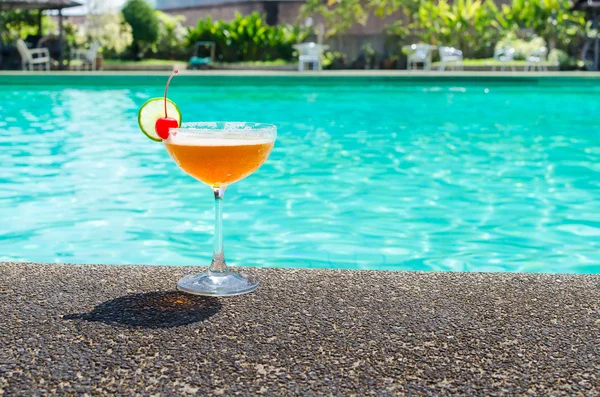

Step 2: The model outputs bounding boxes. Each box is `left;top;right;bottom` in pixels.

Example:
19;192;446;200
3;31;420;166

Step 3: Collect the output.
155;117;178;140
154;69;179;140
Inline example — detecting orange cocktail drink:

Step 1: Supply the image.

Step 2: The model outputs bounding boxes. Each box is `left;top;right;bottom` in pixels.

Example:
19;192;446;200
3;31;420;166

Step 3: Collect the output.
165;138;274;187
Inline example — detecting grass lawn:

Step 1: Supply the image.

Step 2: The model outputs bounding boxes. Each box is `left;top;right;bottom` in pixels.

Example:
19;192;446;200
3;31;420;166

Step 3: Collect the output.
103;59;185;66
102;59;293;67
433;58;555;67
214;60;293;66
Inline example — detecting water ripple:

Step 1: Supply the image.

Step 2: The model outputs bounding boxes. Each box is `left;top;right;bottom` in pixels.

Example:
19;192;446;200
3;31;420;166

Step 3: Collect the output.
0;81;599;273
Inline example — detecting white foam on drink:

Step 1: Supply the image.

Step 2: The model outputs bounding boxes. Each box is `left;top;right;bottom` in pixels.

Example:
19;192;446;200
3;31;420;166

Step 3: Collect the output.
167;135;273;146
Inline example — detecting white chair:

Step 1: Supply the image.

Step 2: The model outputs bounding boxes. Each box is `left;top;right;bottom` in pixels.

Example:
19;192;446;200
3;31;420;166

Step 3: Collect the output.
438;46;463;71
525;47;548;71
71;42;101;71
406;44;433;70
293;42;328;72
16;39;50;71
492;48;516;71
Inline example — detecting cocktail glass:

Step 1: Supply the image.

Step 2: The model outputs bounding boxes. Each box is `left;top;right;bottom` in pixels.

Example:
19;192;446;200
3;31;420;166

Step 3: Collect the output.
165;122;277;296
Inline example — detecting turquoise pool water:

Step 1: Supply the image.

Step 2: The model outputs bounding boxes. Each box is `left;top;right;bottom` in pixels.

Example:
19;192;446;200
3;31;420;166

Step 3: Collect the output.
1;76;599;273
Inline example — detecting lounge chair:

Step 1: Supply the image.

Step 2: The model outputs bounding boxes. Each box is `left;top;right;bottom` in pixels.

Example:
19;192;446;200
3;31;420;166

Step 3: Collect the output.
189;41;215;70
492;48;516;72
293;42;328;71
438;46;463;71
406;44;433;71
70;42;101;71
16;39;50;71
525;47;548;71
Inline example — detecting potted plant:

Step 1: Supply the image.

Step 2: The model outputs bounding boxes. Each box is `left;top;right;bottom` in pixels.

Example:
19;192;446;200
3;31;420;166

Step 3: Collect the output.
96;49;104;70
360;43;377;69
380;53;399;69
383;23;409;70
322;51;347;69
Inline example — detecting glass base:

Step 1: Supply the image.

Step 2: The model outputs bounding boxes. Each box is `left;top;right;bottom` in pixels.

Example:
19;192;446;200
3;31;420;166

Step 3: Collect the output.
176;271;258;297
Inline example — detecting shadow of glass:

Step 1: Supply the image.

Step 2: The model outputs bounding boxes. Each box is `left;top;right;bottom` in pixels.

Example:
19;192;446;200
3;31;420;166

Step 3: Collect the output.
64;291;221;329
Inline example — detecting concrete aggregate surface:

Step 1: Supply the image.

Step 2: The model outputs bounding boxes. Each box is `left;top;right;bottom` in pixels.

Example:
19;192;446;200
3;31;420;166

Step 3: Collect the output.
1;262;599;395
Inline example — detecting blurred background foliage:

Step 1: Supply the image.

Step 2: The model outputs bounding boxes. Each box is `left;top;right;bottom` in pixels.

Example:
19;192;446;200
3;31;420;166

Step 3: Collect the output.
0;0;590;69
303;0;587;66
185;12;308;62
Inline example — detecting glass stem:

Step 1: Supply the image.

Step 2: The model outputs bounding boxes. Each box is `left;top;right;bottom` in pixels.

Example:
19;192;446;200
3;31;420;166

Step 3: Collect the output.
209;186;227;274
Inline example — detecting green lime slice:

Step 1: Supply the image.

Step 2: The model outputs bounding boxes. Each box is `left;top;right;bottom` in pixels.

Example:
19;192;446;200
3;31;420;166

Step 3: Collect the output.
137;97;182;142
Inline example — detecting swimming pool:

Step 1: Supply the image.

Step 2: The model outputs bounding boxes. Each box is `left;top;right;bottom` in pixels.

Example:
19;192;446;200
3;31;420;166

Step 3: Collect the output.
1;74;599;273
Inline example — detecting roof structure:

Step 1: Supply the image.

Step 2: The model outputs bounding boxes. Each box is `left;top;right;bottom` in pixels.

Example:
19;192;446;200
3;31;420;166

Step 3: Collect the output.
573;0;600;10
156;0;298;9
0;0;82;10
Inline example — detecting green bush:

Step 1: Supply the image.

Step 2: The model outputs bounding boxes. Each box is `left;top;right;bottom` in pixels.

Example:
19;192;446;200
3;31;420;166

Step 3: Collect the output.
497;0;586;54
76;13;133;58
185;12;308;62
154;11;187;60
408;0;586;59
495;33;546;60
0;10;55;42
322;51;347;69
122;0;159;58
412;0;501;58
303;0;587;63
548;48;577;69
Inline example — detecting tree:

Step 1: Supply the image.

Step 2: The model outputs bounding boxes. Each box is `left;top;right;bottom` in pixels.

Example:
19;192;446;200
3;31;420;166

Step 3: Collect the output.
411;0;501;58
79;13;133;58
496;0;586;52
86;0;108;15
122;0;159;59
301;0;414;37
302;0;586;58
0;10;56;41
154;11;187;60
